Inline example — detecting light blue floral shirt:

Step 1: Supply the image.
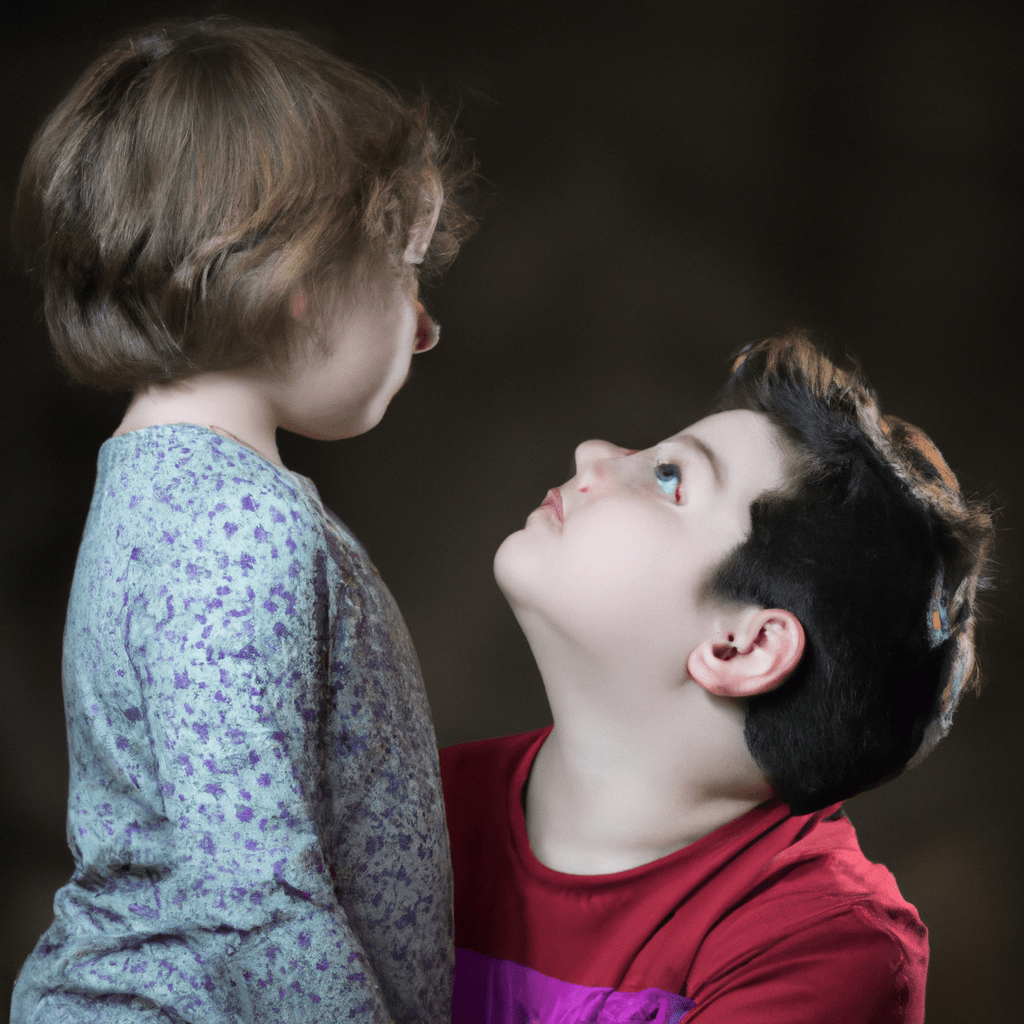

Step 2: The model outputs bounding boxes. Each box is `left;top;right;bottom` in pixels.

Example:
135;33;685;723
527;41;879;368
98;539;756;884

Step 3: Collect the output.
11;425;452;1023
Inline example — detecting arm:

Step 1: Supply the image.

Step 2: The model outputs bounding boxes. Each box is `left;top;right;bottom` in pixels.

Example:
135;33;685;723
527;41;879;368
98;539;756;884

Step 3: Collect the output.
62;461;401;1022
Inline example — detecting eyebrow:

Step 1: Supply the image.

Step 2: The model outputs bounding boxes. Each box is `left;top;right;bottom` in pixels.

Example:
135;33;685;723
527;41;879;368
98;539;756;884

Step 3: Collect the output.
680;435;726;489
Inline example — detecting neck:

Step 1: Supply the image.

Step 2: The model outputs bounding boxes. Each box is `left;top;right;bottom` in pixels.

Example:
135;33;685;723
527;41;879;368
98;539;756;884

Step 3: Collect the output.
519;613;772;875
115;370;284;466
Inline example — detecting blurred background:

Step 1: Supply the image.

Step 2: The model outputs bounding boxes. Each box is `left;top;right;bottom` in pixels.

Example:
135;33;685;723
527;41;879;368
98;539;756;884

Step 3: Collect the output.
1;0;1020;1019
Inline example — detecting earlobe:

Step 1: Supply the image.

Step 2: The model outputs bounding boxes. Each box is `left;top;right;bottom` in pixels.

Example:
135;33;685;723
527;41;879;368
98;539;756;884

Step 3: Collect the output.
688;609;805;699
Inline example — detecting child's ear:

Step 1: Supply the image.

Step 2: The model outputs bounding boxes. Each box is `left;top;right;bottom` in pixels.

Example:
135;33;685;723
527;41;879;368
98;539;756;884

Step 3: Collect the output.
687;608;805;699
291;288;307;320
404;178;443;264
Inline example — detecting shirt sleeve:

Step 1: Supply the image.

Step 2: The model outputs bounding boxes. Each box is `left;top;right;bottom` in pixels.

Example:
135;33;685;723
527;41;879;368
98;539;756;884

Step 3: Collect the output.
59;472;400;1022
683;902;928;1024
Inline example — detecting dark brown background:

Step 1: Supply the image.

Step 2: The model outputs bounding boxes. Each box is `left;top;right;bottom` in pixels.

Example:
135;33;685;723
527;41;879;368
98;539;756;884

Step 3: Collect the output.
2;1;1020;1020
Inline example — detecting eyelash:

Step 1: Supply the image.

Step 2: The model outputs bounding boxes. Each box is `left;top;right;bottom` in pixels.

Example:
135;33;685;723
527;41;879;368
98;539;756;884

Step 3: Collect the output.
655;462;682;502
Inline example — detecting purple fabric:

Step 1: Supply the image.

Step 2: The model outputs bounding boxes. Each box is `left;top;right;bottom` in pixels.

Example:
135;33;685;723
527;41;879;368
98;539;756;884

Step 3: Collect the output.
12;426;453;1023
454;947;694;1023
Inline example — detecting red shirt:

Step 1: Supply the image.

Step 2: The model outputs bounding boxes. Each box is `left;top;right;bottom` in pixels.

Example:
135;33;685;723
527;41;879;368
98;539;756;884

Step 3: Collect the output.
442;728;927;1023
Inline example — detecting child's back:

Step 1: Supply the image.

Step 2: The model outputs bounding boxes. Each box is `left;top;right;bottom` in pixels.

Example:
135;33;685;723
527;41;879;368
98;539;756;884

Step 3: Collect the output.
10;17;472;1022
18;425;450;1018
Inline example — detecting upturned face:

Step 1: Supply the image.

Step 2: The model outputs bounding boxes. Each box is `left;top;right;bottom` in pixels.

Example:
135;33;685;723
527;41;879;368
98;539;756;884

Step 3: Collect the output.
493;410;793;669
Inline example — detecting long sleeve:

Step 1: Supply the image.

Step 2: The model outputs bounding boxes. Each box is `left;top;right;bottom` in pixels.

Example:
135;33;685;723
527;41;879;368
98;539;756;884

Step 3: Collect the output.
12;426;452;1023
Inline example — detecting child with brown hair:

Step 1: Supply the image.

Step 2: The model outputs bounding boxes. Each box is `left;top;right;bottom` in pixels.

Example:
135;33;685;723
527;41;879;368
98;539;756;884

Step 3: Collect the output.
11;17;472;1023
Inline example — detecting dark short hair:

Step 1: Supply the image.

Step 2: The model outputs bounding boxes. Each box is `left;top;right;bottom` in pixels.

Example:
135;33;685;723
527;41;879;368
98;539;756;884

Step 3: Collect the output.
12;18;475;390
705;333;994;813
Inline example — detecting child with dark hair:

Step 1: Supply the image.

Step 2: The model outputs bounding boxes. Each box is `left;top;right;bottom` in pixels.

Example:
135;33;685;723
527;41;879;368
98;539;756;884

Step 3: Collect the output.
11;18;473;1023
442;333;993;1022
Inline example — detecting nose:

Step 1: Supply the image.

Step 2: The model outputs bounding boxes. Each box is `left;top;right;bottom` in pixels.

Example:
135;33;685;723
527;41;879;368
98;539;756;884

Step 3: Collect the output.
414;302;439;352
573;439;630;490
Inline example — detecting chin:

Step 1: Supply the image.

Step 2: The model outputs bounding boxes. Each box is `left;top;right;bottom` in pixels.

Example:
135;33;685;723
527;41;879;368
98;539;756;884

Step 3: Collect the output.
345;408;388;438
492;531;521;596
493;528;545;611
291;424;358;442
291;405;389;441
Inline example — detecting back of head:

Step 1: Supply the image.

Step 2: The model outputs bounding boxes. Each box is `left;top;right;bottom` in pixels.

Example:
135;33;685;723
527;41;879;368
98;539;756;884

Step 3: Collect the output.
705;333;994;813
13;18;473;390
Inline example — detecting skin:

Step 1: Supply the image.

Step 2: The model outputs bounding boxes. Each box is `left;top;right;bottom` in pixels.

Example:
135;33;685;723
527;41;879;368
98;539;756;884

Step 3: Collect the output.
493;409;805;875
115;275;434;463
116;195;442;461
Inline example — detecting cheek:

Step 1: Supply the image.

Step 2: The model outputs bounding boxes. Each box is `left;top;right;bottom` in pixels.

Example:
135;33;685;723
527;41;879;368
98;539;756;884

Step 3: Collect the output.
347;302;416;389
380;298;418;368
567;542;680;631
495;516;691;643
566;510;671;584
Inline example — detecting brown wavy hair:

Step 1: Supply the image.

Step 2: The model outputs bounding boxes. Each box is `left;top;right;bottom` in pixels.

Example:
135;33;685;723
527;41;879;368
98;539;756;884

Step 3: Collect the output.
12;18;476;390
706;333;995;812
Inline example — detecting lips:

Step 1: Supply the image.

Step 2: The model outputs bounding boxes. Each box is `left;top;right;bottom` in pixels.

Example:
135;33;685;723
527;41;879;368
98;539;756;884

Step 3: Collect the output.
540;488;564;523
415;302;439;352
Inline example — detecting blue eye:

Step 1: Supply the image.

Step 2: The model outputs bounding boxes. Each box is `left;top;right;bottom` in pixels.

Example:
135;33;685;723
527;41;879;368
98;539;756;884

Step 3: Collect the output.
655;463;681;498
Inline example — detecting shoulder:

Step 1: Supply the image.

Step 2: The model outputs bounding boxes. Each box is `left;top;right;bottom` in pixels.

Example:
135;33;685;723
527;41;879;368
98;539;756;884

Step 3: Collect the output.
758;810;924;930
755;808;926;949
685;808;927;1019
689;900;927;1021
89;425;323;564
72;426;334;644
98;424;308;511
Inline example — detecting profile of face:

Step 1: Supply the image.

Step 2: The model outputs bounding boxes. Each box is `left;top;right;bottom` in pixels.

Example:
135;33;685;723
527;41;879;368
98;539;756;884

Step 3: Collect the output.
273;191;442;441
493;410;794;673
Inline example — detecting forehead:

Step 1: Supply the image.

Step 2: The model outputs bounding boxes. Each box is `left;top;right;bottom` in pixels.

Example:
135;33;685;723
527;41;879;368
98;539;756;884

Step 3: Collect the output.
672;409;787;461
669;409;793;498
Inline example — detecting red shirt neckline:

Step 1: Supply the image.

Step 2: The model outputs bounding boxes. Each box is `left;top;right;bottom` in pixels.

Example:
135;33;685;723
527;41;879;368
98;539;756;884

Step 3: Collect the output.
506;725;798;890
